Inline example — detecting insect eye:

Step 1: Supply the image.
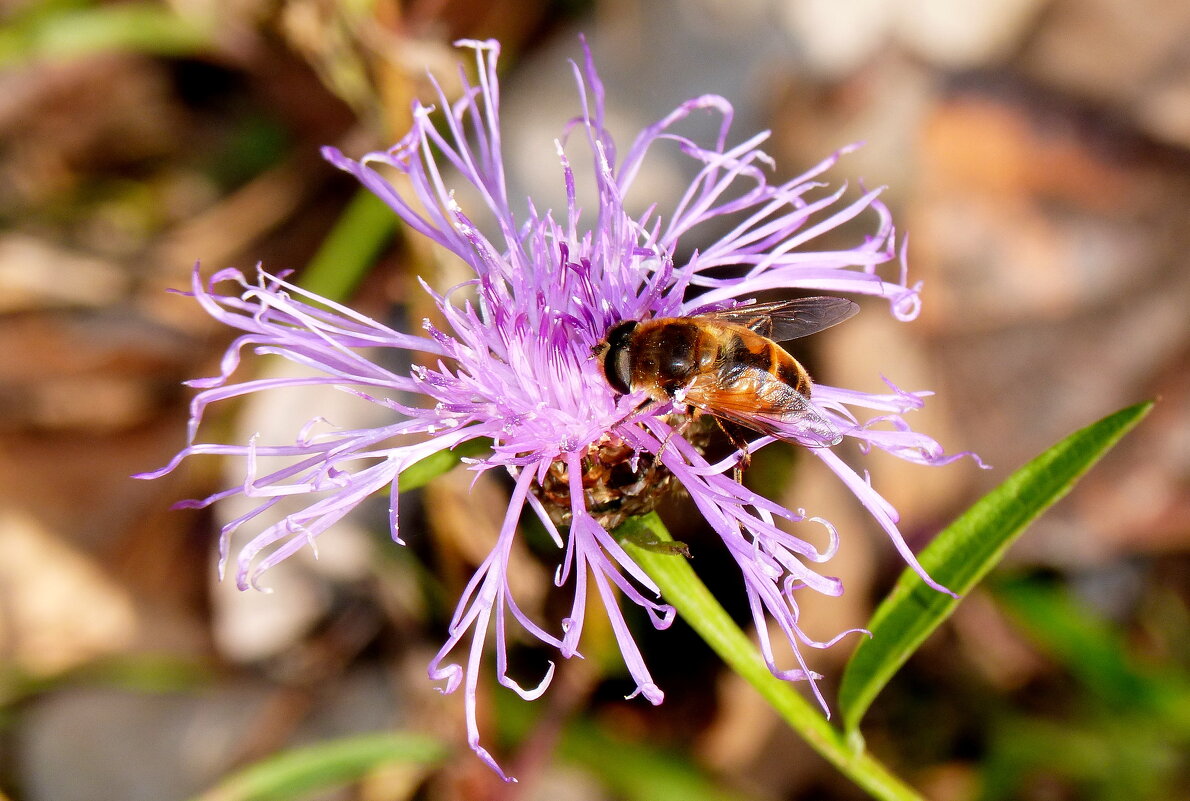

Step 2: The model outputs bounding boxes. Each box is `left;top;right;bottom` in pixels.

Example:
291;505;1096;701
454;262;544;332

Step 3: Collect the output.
600;321;638;395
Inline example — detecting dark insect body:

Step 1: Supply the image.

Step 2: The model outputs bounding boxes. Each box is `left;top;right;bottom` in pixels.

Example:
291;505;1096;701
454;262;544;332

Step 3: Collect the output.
593;297;858;473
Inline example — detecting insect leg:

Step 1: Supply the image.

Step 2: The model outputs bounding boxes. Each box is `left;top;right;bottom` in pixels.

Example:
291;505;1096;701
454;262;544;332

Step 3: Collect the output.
655;407;697;462
714;418;755;483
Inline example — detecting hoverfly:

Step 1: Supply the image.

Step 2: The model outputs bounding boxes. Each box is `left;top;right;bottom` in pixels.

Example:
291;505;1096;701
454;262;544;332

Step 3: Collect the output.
593;297;857;475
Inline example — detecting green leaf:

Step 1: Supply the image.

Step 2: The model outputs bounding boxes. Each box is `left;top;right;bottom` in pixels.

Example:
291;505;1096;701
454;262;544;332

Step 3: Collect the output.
560;718;753;801
398;437;492;492
495;690;757;801
299;189;397;303
189;731;447;801
0;3;214;68
980;715;1183;801
0;654;211;708
994;577;1190;738
619;513;926;801
838;400;1154;734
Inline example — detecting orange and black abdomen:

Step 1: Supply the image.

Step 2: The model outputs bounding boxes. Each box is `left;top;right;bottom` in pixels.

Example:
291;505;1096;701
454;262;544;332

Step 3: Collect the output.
714;324;812;397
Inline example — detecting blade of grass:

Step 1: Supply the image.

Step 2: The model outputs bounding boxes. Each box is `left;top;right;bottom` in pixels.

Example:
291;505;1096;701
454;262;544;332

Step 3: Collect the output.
619;513;926;801
495;690;759;801
994;577;1190;737
838;400;1154;734
189;731;447;801
398;437;492;492
299;189;397;303
0;2;214;68
0;654;211;709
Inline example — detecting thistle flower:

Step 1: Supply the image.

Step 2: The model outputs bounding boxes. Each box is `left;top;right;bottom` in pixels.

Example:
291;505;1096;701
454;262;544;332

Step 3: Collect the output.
140;38;979;778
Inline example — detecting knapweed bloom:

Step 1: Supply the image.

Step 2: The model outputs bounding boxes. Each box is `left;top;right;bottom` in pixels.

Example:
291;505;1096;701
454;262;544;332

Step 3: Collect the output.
140;38;979;778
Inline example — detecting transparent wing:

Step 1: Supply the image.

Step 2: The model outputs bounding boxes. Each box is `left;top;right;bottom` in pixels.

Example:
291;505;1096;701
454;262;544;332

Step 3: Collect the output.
702;297;858;342
682;368;843;447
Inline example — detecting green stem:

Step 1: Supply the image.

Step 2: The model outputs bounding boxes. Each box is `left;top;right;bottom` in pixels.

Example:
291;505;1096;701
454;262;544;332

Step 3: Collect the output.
300;188;396;302
618;513;924;801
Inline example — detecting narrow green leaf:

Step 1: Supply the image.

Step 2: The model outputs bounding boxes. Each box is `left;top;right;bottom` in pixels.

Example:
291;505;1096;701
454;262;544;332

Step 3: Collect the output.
838;400;1154;734
0;3;214;68
494;691;756;801
994;578;1190;737
190;731;447;801
299;189;397;303
560;718;755;801
398;437;491;492
980;715;1182;801
0;654;210;707
618;513;927;801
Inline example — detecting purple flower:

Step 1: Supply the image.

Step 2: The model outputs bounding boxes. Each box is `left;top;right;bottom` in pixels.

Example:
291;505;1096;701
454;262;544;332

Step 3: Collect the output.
139;38;980;778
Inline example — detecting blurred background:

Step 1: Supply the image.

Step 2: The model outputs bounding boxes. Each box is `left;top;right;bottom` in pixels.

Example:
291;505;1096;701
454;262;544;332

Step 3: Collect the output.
0;1;1187;800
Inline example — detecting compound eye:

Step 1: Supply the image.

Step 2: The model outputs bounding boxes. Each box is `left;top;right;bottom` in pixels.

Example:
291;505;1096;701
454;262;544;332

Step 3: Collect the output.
611;346;634;393
600;321;638;395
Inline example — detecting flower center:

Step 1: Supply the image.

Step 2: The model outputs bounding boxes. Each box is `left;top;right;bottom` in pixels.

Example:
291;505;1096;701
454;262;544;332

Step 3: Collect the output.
534;412;715;529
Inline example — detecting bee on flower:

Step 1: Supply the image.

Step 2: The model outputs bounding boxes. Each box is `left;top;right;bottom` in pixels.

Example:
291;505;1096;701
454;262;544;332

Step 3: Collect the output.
140;37;979;779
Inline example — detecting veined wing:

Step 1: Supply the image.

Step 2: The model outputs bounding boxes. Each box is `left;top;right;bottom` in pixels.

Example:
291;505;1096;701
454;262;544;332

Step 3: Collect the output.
681;366;842;446
701;297;858;342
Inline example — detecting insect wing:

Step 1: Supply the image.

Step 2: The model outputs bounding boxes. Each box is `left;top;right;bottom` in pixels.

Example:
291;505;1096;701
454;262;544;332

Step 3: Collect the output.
682;367;843;447
702;297;858;342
